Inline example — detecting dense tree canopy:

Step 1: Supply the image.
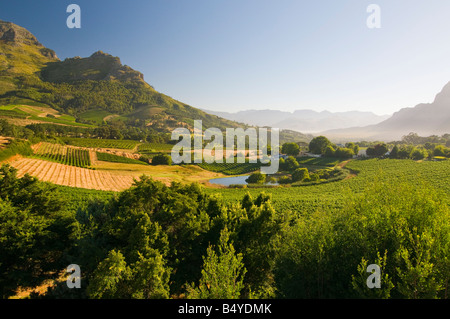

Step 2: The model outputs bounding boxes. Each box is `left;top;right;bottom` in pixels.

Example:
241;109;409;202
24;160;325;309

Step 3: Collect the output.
309;136;332;155
0;162;448;300
281;142;300;156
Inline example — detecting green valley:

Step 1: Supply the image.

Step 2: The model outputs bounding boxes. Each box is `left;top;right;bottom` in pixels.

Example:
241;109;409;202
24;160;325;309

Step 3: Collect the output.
0;18;448;303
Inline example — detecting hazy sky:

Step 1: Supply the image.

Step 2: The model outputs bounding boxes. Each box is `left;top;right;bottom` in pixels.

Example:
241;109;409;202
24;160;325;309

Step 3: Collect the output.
2;0;450;115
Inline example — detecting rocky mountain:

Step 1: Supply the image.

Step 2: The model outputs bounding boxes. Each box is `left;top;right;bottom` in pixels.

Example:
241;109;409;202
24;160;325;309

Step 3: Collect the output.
0;20;310;143
41;51;145;83
0;20;58;95
204;108;390;133
0;20;240;132
0;20;57;59
321;82;450;142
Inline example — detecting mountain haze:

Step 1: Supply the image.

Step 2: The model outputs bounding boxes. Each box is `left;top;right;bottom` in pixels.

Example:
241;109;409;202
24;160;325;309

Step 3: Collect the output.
204;108;390;133
321;82;450;142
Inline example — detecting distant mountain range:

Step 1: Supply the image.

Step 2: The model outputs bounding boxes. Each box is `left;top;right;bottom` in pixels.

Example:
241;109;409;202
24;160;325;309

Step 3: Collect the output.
203;109;390;134
204;82;450;143
321;82;450;142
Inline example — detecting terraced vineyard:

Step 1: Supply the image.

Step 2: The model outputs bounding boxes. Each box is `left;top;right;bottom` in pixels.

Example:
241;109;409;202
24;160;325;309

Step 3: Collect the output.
33;142;91;168
10;157;134;191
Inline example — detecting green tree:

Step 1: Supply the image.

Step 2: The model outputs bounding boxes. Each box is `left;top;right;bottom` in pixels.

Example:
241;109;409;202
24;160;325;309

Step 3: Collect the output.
87;250;131;299
292;168;309;182
324;145;335;157
395;232;443;299
398;145;414;159
433;145;447;157
246;172;266;184
185;228;246;299
284;156;299;171
351;251;394;299
366;143;389;157
151;153;172;165
281;142;300;156
234;193;286;298
0;164;76;298
411;148;427;160
346;142;360;156
334;147;354;159
390;145;399;159
129;254;171;299
309;136;332;155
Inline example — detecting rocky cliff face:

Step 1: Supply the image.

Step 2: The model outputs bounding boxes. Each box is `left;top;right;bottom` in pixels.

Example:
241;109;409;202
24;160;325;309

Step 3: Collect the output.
0;20;58;59
41;50;145;83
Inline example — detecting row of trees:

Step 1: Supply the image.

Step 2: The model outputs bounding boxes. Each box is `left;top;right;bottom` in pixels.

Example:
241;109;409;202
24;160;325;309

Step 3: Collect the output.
0;117;174;147
307;136;358;159
303;134;450;161
0;165;448;299
367;143;450;160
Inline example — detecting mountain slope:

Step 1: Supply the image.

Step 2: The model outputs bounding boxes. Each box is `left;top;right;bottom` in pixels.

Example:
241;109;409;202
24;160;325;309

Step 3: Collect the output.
322;82;450;142
0;20;58;95
0;20;241;133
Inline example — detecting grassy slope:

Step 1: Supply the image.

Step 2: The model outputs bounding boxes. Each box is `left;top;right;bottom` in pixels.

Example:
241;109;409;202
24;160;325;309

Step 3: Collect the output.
0;104;94;127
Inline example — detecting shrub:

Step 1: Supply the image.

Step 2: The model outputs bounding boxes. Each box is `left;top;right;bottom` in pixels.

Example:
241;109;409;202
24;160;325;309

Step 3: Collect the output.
324;145;335;157
281;142;300;156
309;136;332;155
151;154;172;165
292;168;309;182
334;147;354;159
246;172;266;184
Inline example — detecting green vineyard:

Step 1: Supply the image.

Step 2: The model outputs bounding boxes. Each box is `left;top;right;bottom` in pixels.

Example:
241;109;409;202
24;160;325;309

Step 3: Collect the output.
198;162;262;175
206;158;450;214
137;143;174;153
33;142;91;168
62;138;139;150
96;152;148;165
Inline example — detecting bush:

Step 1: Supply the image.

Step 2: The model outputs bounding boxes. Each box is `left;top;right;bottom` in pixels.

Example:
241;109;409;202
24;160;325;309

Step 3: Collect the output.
277;176;291;184
366;143;389;157
334;147;354;159
324;145;335;157
246;172;266;184
151;154;172;165
281;156;299;171
281;143;300;156
292;168;309;182
309;136;332;155
411;148;427;160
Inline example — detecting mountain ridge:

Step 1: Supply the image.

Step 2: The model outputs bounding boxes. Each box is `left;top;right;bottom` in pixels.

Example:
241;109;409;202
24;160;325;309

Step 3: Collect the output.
0;20;240;132
203;108;390;133
0;20;311;143
320;81;450;142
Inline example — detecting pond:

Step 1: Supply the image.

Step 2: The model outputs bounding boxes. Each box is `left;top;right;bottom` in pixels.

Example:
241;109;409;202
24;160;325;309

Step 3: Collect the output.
209;175;250;186
209;175;279;186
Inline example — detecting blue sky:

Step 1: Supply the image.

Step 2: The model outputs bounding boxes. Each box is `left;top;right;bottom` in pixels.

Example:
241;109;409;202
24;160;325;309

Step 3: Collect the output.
1;0;450;115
